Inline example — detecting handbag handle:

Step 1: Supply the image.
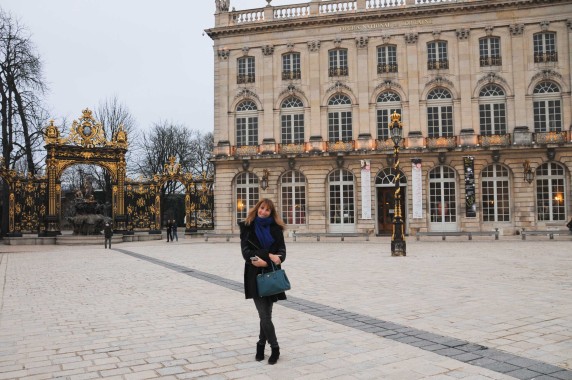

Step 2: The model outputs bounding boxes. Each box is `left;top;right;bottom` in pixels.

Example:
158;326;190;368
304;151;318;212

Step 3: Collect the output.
261;261;278;274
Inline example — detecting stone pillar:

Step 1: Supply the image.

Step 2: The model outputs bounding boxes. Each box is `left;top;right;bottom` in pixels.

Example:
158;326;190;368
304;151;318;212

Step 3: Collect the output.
405;33;420;132
215;47;230;143
509;24;526;127
308;40;322;139
355;37;370;135
261;45;275;141
456;28;471;133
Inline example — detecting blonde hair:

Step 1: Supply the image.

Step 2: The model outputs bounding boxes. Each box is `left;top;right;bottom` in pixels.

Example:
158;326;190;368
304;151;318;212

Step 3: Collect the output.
244;198;286;230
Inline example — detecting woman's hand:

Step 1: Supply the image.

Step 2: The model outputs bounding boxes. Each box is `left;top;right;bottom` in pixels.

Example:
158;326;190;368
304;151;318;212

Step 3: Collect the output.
268;253;282;265
251;257;268;267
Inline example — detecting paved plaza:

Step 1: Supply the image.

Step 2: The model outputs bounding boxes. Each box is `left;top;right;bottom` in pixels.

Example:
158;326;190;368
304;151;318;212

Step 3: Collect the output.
0;236;571;380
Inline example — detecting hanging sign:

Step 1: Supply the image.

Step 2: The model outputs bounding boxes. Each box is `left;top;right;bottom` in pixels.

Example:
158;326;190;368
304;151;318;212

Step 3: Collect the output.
411;159;423;219
464;156;476;217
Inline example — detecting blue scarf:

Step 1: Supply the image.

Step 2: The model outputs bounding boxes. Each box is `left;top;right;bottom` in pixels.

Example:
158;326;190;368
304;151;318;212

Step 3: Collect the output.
254;216;275;249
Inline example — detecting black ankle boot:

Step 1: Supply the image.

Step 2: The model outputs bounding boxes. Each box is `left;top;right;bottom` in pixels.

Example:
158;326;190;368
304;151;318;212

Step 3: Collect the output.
255;343;265;361
268;346;280;365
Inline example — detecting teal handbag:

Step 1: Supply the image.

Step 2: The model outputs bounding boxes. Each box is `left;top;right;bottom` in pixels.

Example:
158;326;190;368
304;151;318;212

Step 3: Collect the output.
256;262;291;297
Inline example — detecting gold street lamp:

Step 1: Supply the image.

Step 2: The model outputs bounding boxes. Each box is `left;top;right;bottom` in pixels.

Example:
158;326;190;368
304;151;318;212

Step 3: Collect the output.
389;111;406;257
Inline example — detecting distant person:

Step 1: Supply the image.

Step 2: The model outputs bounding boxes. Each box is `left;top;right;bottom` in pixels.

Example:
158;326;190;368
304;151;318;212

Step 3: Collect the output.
172;220;178;241
239;198;286;365
166;220;173;242
104;222;113;249
567;218;572;232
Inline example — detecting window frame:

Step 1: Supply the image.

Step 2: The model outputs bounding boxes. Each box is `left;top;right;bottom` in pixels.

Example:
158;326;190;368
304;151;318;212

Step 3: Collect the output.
280;170;307;225
282;52;301;80
237;56;255;84
377;45;398;73
427;41;449;70
328;49;349;77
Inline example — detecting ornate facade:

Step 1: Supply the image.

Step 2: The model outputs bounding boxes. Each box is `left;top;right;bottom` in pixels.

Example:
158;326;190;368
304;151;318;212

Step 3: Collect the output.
206;0;572;236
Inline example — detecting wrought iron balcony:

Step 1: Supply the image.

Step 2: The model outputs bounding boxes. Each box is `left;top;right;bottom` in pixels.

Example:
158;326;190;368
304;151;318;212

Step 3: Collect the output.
328;66;349;77
534;52;558;63
282;70;301;80
377;63;398;74
534;131;567;144
427;59;449;70
479;134;511;147
237;74;255;84
426;136;457;149
479;56;502;67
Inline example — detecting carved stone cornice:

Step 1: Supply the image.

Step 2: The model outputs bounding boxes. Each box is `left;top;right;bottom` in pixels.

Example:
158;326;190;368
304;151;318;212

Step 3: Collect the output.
261;44;274;56
355;36;369;48
374;79;404;93
476;72;509;89
456;28;470;40
426;75;454;90
531;69;563;83
307;40;321;52
235;88;260;102
404;33;418;44
326;81;353;96
509;24;524;36
217;49;230;60
279;84;306;98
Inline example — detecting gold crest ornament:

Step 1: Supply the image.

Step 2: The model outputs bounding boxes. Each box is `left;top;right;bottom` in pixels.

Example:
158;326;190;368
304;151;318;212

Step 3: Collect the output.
68;108;107;148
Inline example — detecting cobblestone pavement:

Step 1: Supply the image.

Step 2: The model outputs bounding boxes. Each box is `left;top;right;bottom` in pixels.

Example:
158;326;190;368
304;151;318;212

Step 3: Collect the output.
1;236;571;380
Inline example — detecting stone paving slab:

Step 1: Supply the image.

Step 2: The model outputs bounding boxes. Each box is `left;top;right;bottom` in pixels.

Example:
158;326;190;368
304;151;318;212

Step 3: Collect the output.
0;237;571;379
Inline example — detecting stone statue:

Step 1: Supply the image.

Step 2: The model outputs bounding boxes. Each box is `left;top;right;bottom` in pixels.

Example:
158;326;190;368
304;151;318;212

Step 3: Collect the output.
216;0;229;12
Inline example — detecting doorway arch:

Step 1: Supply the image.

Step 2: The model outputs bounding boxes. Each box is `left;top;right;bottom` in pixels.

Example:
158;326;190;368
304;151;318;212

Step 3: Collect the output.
375;168;407;235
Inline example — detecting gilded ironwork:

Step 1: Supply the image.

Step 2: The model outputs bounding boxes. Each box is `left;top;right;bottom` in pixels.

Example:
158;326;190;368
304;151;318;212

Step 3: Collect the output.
426;136;457;150
327;141;354;152
479;134;511;147
535;131;567;145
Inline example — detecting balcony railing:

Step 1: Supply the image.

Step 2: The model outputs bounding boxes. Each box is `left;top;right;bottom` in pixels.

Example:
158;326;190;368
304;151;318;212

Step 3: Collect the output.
426;136;457;149
279;143;306;154
377;63;398;74
480;56;502;67
327;140;355;152
534;52;558;63
223;0;486;27
237;74;255;84
427;59;449;70
535;131;567;144
328;66;349;77
479;134;511;147
376;138;404;151
282;70;302;80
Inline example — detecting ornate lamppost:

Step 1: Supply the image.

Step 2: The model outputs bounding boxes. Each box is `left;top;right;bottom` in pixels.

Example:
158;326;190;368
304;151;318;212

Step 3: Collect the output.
389;111;406;256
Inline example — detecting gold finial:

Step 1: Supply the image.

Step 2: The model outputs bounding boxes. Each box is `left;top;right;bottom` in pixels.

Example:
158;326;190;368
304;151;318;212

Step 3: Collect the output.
390;111;401;123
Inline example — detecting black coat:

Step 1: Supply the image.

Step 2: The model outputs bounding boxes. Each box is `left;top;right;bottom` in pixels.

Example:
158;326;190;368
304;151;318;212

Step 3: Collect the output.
239;221;287;301
104;225;113;238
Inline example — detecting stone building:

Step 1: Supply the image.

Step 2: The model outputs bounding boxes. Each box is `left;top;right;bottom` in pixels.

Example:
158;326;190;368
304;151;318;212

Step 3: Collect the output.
206;0;572;236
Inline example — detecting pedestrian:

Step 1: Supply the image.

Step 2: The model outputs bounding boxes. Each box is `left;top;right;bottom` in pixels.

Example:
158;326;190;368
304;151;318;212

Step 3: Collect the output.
567;218;572;232
166;219;172;242
239;198;286;365
104;222;113;249
172;220;178;241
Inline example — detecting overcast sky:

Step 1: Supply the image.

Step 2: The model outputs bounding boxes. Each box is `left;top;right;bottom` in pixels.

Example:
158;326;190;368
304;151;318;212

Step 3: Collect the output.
1;0;302;134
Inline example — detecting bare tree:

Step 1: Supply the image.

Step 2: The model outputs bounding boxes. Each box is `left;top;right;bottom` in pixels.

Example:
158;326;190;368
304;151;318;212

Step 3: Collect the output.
0;9;47;175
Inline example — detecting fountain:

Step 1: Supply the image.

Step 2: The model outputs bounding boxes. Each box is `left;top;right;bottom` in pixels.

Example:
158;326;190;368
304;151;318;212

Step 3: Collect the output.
67;192;112;235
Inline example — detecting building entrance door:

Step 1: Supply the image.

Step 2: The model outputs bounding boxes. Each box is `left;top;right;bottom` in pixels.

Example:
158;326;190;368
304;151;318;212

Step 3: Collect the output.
377;186;405;235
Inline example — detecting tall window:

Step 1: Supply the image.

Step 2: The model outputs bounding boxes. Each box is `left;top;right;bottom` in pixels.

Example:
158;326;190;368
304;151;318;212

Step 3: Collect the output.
328;169;355;225
479;84;507;135
427;88;453;138
482;164;510;222
329;49;348;76
376;92;401;140
235;172;259;222
281;171;307;225
534;32;557;63
377;45;398;73
536;163;566;222
281;97;304;144
282;52;301;80
236;100;258;147
429;166;457;224
479;37;502;66
237;56;255;84
427;41;448;70
533;82;562;132
328;94;352;142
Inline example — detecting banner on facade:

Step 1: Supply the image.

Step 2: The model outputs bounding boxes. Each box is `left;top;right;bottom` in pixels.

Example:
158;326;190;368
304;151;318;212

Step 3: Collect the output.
464;156;476;217
411;159;423;219
360;159;371;219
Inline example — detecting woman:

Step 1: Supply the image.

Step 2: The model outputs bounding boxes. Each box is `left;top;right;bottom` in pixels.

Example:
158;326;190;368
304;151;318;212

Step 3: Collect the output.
239;198;286;365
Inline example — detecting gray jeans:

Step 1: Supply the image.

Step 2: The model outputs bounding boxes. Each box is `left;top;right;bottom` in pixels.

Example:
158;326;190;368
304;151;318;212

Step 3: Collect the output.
253;297;278;348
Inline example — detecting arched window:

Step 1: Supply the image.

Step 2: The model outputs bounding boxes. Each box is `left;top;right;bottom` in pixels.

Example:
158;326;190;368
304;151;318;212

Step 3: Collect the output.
479;84;507;135
236;100;258;147
328;169;355;229
536;162;566;222
328;94;352;142
281;97;304;144
427;88;453;138
235;172;259;222
533;82;562;132
376;92;401;140
281;171;307;225
429;166;457;227
481;164;510;222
